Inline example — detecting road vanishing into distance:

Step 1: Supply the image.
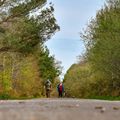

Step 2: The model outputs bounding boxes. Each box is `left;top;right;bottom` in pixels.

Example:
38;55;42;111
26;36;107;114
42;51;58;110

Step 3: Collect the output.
0;98;120;120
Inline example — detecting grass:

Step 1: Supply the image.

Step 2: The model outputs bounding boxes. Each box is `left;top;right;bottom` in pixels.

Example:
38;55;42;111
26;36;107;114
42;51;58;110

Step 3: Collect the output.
88;96;120;101
0;94;44;100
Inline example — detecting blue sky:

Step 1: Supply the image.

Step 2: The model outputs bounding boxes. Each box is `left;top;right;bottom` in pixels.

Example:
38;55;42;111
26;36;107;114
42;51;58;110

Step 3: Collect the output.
45;0;105;79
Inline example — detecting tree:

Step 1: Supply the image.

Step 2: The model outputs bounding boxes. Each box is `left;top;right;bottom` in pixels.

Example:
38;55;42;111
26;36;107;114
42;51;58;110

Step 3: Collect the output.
64;0;120;98
37;46;62;83
0;0;60;54
81;0;120;96
0;0;60;98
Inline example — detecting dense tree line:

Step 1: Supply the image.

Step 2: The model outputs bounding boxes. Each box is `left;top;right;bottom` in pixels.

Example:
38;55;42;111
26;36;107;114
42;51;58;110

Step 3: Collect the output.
0;0;61;99
64;0;120;98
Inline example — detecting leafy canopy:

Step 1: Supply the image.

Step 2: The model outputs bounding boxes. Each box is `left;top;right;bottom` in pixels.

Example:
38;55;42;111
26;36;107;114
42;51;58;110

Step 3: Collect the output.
0;0;60;54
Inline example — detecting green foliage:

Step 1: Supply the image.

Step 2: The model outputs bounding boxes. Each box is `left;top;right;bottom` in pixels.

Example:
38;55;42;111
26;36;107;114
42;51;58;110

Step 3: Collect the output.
64;0;120;99
0;0;61;99
0;93;11;100
0;53;43;98
81;0;120;96
1;5;60;54
64;63;91;98
0;0;46;23
37;47;61;83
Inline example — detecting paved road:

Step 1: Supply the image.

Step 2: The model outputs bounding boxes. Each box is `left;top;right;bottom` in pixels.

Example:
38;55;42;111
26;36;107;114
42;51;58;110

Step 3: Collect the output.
0;98;120;120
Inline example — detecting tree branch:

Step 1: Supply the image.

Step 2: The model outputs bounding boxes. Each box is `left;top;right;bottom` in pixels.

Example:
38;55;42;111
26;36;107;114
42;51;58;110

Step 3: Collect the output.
0;0;6;7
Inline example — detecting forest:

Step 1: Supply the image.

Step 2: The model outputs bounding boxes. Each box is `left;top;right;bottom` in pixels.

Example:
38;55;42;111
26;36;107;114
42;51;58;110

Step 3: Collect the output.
64;0;120;99
0;0;61;99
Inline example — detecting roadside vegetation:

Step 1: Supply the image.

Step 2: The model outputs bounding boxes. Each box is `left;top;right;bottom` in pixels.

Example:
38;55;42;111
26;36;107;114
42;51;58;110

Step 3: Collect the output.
0;0;61;99
64;0;120;100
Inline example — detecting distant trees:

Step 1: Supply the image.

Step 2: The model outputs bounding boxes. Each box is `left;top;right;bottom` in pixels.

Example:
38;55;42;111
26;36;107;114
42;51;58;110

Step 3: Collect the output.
64;0;120;98
37;47;62;83
0;0;61;98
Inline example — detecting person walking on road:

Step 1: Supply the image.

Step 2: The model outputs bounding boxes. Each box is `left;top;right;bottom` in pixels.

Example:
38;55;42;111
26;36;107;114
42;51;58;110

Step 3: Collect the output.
57;82;64;97
44;79;52;98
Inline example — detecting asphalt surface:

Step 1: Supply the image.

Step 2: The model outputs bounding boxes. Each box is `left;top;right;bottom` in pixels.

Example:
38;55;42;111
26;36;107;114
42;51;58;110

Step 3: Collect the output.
0;98;120;120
